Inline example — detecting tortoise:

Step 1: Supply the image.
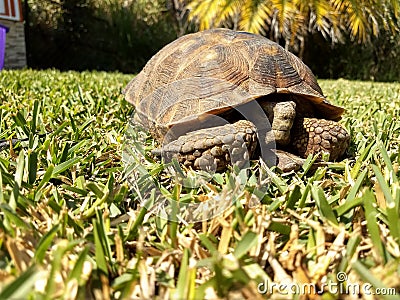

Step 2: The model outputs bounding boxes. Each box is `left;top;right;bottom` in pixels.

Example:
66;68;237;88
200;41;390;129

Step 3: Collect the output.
124;28;350;171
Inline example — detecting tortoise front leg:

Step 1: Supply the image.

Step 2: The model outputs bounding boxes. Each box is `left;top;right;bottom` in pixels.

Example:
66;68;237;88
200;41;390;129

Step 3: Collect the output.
259;101;297;146
291;118;350;160
154;120;258;171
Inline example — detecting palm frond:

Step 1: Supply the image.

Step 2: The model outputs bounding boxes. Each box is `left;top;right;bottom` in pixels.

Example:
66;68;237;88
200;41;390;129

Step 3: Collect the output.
391;0;399;18
214;0;243;29
330;0;362;42
378;1;400;34
185;0;400;45
365;6;380;37
187;0;223;30
270;0;297;33
346;0;368;42
239;0;273;34
313;0;335;30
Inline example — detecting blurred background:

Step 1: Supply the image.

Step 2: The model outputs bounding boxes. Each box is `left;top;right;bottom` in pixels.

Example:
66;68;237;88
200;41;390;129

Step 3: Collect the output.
2;0;400;81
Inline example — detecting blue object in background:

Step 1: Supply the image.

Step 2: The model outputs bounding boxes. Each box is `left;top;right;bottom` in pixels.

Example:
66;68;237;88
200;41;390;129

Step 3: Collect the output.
0;24;10;70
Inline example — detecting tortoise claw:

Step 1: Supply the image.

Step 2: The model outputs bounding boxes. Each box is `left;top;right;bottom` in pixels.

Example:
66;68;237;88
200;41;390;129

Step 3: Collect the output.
274;150;304;172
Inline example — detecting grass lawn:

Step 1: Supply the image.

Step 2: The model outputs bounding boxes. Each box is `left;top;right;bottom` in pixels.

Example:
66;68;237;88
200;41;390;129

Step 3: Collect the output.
0;69;399;299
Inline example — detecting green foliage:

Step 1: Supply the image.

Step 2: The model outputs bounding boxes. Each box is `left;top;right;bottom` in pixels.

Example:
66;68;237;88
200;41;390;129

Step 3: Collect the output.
0;70;399;299
25;0;400;81
185;0;400;45
27;0;177;72
304;32;400;82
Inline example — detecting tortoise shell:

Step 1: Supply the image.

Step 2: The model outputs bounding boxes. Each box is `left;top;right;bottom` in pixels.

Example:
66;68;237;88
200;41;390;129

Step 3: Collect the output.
124;28;344;142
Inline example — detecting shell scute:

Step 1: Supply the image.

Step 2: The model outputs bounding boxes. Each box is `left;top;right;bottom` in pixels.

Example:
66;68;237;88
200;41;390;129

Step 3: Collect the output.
124;28;344;141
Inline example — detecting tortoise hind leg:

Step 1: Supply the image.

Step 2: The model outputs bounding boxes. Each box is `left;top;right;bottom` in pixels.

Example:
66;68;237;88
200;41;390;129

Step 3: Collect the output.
153;120;258;171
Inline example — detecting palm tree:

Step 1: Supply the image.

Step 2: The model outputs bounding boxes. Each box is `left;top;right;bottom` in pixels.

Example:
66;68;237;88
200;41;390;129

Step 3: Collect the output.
182;0;399;47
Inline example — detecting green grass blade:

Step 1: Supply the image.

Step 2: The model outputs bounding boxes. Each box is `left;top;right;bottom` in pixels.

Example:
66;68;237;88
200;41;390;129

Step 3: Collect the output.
174;248;190;299
13;110;30;136
199;233;218;255
169;184;181;246
52;156;81;177
378;142;395;174
338;234;361;272
301;154;319;176
10;151;25;210
262;162;288;194
86;182;104;199
0;168;3;203
30;99;40;133
335;196;363;217
34;224;60;264
93;208;115;275
311;186;339;226
350;141;374;179
285;184;301;210
44;240;81;300
0;265;38;300
352;260;399;300
66;140;87;157
28;150;38;185
0;203;28;230
233;231;258;259
346;169;367;202
36;164;54;191
372;164;394;204
67;245;90;283
93;214;109;276
385;191;400;242
52;120;69;136
362;188;387;263
335;168;367;217
76;118;95;139
298;183;311;208
267;221;291;235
